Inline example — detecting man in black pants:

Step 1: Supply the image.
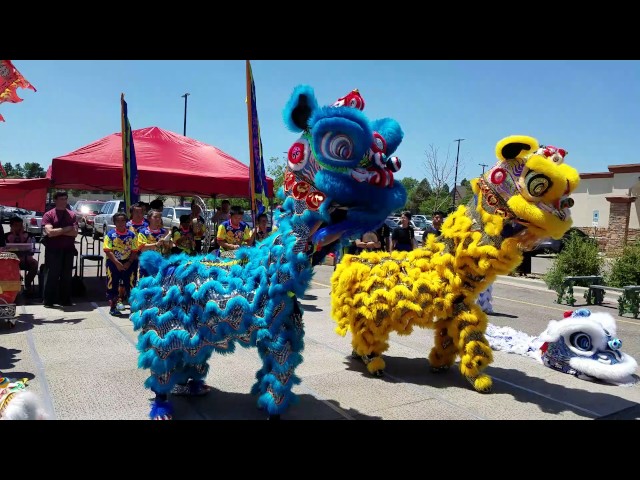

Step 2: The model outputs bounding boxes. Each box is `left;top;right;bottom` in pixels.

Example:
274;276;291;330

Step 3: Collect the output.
41;191;78;308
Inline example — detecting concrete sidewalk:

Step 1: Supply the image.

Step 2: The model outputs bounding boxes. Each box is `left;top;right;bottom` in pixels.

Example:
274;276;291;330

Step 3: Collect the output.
1;270;639;420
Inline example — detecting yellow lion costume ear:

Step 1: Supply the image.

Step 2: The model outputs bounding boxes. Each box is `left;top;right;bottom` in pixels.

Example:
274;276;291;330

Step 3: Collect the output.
495;135;540;162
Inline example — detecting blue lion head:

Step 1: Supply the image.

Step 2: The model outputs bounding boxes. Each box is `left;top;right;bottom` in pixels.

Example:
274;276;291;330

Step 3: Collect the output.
280;85;407;247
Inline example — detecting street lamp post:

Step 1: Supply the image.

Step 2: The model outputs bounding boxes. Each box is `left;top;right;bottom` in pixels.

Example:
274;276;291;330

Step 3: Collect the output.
180;93;190;207
479;163;489;175
181;93;190;136
451;138;465;208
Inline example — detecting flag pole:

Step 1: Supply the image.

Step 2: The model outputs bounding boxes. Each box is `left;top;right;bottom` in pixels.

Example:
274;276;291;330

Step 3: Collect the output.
121;93;129;213
246;60;257;227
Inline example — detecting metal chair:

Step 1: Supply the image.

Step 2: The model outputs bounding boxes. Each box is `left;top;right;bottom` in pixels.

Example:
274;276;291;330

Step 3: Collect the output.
79;234;104;279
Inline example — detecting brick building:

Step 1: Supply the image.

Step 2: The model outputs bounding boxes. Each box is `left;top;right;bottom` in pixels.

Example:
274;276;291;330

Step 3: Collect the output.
571;163;640;254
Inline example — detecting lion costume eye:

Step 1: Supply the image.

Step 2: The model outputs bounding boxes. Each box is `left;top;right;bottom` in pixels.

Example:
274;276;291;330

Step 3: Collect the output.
320;132;354;161
287;137;311;171
570;332;592;351
525;172;552;197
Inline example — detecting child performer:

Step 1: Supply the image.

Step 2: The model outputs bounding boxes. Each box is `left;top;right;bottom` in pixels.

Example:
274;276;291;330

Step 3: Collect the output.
103;212;140;316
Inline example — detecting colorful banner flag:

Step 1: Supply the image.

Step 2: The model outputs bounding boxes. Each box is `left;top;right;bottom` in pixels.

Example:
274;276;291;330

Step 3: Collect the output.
246;60;268;218
0;60;37;122
121;94;140;213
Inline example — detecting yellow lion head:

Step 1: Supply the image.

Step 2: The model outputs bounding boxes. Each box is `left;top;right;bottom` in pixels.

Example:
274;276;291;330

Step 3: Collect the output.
472;135;580;242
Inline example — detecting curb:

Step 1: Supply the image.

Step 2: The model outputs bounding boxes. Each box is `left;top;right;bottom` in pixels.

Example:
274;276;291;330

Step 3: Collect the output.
495;275;623;298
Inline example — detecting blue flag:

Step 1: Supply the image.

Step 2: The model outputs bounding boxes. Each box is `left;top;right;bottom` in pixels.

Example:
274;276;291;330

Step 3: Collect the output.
246;60;268;217
121;94;140;213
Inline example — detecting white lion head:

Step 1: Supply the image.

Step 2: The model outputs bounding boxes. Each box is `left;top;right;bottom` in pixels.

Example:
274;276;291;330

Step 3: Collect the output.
538;309;638;384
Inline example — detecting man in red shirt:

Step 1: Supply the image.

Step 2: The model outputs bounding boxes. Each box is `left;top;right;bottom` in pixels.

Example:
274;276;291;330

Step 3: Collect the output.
41;191;78;308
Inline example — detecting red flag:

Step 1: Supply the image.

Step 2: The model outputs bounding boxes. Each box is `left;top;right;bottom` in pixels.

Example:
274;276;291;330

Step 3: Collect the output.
0;60;36;122
0;162;6;178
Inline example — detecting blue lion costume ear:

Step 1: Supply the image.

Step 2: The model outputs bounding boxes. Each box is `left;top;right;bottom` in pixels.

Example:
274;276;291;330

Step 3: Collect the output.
283;85;319;133
371;118;403;155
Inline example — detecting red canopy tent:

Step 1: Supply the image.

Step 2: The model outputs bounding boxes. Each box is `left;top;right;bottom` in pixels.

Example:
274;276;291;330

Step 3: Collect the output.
0;177;50;211
47;126;273;198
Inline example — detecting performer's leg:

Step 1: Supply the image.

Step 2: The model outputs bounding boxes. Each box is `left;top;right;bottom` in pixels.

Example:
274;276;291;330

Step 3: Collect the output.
173;363;212;396
105;259;120;315
453;302;493;393
124;259;139;304
429;323;459;373
24;257;38;290
350;316;390;377
150;392;173;420
252;297;305;418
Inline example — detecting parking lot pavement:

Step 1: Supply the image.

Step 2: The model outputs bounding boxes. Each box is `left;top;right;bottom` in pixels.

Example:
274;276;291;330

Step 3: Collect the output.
2;255;639;420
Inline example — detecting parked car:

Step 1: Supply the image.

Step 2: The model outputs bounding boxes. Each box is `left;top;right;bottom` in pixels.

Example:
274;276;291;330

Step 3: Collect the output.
162;206;193;230
19;210;45;238
1;206;30;223
72;200;106;234
93;200;127;238
529;228;596;256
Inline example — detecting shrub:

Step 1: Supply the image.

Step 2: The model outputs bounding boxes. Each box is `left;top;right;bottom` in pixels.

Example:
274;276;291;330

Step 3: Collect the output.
543;230;604;291
606;240;640;287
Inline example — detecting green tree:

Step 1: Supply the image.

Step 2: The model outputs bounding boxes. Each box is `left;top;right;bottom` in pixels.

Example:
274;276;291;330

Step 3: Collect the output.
400;177;419;199
2;162;15;177
406;178;432;213
544;231;604;291
267;156;286;197
9;163;25;178
458;178;474;206
606;240;640;287
23;162;47;178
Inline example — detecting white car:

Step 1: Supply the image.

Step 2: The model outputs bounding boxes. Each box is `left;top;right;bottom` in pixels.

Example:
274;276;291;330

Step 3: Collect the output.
93;200;127;238
162;206;193;230
19;210;45;238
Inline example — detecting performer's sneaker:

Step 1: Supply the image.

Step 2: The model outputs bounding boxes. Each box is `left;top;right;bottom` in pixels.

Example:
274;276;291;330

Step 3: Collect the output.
170;383;191;396
188;379;212;396
171;380;212;396
109;308;119;316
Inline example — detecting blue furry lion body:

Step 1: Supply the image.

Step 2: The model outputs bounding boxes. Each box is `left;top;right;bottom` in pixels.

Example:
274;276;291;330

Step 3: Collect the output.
130;219;311;413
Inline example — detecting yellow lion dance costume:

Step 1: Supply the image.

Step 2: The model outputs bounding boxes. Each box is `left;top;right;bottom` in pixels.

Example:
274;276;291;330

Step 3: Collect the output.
331;135;580;393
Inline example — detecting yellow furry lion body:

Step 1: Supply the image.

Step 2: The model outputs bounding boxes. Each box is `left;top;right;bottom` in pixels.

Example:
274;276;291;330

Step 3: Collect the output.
330;135;581;393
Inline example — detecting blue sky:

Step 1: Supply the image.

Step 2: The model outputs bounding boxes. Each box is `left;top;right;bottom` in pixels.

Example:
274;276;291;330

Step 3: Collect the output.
1;60;638;186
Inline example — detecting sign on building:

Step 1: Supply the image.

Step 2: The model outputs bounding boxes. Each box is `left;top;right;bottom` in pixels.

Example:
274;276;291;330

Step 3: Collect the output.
592;209;599;227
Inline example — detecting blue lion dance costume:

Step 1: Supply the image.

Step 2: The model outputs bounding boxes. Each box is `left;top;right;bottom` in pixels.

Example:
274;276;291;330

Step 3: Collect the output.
129;85;408;419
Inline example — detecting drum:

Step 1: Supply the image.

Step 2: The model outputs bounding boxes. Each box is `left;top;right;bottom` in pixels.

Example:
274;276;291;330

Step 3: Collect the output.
0;252;21;304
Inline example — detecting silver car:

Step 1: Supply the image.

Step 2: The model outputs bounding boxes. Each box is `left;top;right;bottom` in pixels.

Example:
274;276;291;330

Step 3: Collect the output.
19;210;44;238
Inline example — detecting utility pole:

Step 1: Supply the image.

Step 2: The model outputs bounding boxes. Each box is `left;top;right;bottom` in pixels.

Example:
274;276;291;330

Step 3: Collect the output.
479;163;489;175
180;93;190;207
181;93;190;136
451;138;465;208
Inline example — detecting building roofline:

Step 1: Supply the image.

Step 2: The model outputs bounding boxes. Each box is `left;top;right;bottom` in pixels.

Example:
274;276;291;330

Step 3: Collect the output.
608;164;640;173
580;172;614;179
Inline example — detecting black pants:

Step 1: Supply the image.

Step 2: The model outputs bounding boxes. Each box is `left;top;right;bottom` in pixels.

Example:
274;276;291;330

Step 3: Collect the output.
516;251;533;275
43;248;75;305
